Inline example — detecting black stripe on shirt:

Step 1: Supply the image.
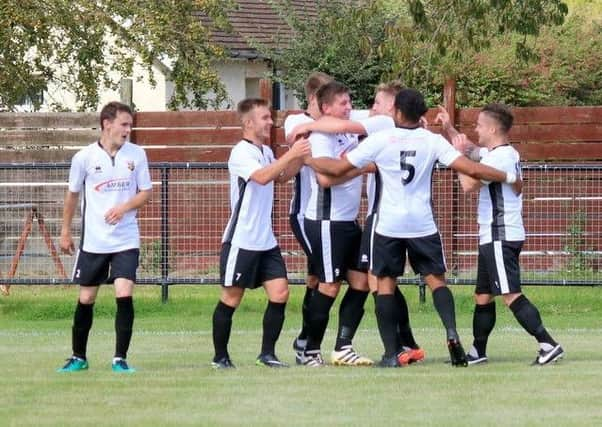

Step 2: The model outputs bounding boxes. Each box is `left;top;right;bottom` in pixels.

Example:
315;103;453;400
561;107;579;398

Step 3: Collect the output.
370;170;382;215
290;172;302;215
488;182;506;240
316;186;331;220
223;177;248;244
79;179;87;249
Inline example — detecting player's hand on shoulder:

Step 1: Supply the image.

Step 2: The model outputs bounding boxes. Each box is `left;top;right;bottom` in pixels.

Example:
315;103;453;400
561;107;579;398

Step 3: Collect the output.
287;124;311;145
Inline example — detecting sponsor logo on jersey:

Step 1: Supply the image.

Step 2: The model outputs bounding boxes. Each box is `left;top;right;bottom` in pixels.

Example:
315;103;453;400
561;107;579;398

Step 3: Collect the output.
94;178;132;192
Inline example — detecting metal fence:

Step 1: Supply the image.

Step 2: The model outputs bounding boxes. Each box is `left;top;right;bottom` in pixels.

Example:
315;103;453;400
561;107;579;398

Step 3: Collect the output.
1;162;601;300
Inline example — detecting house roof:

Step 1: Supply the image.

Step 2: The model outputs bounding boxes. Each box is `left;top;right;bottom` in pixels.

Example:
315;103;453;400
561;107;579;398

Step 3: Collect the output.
196;0;319;59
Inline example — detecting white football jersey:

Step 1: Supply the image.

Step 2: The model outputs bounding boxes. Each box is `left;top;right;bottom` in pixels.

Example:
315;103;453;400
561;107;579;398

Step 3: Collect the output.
305;115;394;221
346;127;462;238
222;139;278;250
284;112;314;216
478;145;525;244
68;141;152;253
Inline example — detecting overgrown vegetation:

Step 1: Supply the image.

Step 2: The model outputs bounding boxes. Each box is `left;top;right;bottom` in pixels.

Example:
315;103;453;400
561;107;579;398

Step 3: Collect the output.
264;0;601;108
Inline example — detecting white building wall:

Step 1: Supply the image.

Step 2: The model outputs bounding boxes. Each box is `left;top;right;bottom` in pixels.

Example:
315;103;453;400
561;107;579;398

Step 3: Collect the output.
37;58;299;112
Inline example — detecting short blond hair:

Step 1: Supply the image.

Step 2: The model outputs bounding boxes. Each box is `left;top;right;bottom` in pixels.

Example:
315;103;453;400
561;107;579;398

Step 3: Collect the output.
375;80;405;98
304;72;334;99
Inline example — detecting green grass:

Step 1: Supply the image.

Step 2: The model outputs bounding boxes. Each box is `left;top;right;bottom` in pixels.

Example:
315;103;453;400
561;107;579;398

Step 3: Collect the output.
1;285;602;427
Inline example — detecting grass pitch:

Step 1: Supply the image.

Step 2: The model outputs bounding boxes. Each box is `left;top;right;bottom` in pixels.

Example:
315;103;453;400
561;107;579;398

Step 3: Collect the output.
1;285;602;426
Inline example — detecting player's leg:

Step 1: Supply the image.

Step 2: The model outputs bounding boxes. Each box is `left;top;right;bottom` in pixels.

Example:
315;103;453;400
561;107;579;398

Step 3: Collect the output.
375;276;403;367
301;218;339;366
257;247;289;367
212;243;251;369
496;241;564;365
408;234;467;367
110;249;139;373
212;286;244;369
467;243;497;365
394;285;425;366
289;214;318;361
371;234;408;367
58;250;107;372
332;268;373;366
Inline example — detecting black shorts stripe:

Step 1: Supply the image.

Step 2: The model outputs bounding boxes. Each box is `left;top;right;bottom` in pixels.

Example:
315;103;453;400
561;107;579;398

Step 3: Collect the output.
223;177;247;244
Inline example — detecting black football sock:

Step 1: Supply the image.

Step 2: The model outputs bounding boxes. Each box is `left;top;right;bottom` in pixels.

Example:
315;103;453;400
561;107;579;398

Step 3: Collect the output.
115;296;134;359
298;287;314;341
72;300;94;360
212;301;236;361
375;294;400;358
261;301;286;356
335;288;368;351
472;301;496;356
432;286;459;341
394;286;418;349
305;291;335;352
509;295;557;346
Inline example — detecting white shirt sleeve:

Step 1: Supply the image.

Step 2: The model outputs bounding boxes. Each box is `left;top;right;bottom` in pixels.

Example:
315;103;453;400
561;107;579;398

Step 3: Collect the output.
284;113;313;138
309;132;335;158
228;143;263;182
434;134;462;167
68;151;86;193
135;150;153;191
346;133;382;168
357;115;395;136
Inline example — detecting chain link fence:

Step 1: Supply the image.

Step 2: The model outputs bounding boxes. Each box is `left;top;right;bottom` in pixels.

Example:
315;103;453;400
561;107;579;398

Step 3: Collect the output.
1;163;601;300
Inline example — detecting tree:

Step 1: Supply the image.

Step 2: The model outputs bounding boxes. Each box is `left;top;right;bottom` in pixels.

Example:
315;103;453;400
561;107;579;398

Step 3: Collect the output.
0;0;232;111
263;0;570;107
261;0;395;109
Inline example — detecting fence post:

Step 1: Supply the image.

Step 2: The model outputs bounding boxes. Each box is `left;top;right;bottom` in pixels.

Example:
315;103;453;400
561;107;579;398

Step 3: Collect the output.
444;77;460;293
443;77;456;126
160;166;170;303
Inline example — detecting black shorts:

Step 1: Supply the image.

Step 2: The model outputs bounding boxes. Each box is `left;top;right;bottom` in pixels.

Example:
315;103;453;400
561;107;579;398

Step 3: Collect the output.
476;240;523;296
289;214;317;276
371;232;447;278
220;243;287;289
72;248;139;286
304;218;364;283
359;213;377;270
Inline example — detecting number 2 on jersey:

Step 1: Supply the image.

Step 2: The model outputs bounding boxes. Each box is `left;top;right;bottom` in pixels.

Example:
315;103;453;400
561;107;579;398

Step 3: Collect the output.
400;150;416;185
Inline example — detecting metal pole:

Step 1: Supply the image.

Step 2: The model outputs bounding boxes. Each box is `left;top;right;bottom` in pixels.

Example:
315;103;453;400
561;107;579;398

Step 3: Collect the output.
160;166;170;303
419;275;426;304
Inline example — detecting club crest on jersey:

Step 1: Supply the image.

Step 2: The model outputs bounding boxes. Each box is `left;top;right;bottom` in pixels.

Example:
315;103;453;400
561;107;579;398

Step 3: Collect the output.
127;161;135;171
94;165;102;173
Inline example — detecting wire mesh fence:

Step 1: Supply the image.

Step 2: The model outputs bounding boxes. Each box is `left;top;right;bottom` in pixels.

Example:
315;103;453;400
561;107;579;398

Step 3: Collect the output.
1;163;601;293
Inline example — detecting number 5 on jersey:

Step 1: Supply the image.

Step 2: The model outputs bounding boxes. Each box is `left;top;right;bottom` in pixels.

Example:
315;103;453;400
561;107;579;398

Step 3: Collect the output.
400;150;416;185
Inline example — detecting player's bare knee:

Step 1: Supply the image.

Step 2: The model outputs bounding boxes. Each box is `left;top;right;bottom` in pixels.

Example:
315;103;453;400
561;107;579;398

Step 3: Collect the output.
502;292;521;307
474;293;494;305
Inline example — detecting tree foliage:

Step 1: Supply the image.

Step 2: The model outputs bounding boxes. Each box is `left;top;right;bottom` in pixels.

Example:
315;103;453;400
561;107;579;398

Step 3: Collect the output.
264;0;578;107
262;0;394;109
0;0;232;111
